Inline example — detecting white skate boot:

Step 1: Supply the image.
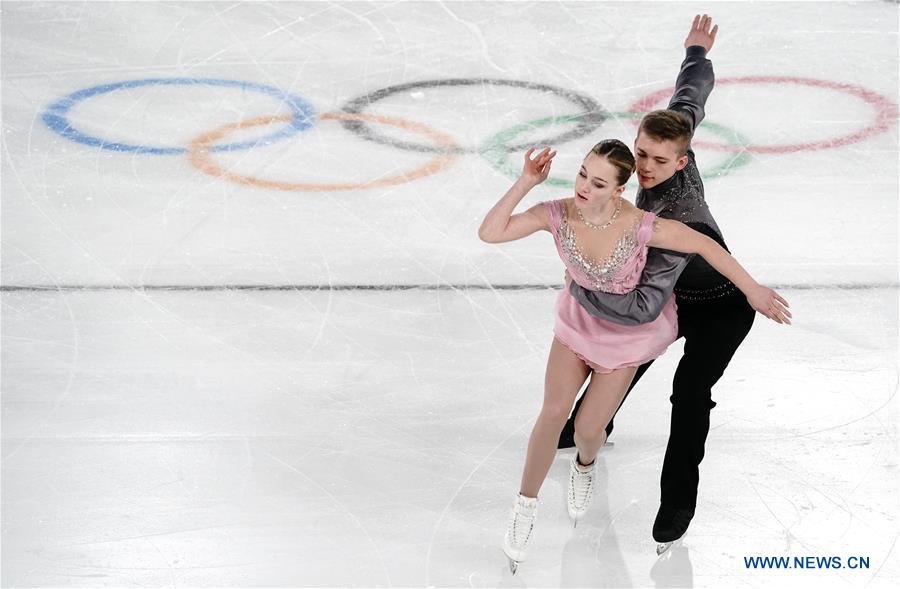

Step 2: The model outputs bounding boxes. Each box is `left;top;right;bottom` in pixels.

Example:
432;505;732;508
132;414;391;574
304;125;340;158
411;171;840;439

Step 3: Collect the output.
567;453;596;527
502;493;538;574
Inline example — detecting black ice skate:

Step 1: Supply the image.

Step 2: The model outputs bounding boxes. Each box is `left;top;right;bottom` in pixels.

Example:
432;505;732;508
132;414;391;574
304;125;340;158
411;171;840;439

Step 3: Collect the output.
653;505;694;555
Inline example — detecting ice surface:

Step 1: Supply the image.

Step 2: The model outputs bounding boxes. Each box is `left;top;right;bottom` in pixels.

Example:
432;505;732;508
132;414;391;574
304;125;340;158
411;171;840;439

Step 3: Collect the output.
2;1;898;587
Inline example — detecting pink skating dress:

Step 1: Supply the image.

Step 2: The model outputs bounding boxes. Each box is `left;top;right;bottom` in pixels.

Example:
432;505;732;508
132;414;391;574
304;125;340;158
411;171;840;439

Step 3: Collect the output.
543;198;679;373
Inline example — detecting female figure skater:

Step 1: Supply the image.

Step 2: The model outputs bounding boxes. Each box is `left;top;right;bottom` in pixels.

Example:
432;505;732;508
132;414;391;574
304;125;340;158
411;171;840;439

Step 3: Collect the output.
478;140;790;574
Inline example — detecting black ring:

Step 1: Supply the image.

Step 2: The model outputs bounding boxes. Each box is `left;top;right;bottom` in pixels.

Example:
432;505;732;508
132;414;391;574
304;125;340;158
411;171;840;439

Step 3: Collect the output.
339;78;609;155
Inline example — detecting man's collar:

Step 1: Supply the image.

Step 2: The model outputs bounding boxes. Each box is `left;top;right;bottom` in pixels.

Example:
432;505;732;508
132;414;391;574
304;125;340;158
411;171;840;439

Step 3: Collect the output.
642;169;681;198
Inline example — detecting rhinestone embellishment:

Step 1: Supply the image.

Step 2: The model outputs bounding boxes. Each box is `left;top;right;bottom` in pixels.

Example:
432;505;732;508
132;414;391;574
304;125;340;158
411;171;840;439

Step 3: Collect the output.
558;213;642;292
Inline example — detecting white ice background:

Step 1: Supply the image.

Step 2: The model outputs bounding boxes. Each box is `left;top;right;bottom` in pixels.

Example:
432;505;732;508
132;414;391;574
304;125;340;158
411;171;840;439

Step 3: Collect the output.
2;1;898;587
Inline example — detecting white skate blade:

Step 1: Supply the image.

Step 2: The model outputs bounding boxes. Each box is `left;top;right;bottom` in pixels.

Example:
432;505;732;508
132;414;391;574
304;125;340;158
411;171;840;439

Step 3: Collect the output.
655;536;683;556
507;557;519;574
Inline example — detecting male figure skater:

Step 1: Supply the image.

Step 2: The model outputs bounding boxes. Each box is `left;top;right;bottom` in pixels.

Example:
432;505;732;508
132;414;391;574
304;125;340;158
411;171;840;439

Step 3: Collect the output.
557;15;773;553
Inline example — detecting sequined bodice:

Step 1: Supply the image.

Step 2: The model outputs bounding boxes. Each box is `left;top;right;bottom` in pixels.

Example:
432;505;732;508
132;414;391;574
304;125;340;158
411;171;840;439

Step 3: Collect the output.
556;209;644;292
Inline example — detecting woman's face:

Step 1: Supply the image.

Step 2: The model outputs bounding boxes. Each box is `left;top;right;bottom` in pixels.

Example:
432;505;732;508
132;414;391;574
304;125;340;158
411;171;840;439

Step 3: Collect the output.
574;152;625;207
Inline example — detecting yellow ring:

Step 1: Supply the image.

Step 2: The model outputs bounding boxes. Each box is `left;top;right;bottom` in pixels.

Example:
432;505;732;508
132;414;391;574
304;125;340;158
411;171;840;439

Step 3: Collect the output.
188;112;460;191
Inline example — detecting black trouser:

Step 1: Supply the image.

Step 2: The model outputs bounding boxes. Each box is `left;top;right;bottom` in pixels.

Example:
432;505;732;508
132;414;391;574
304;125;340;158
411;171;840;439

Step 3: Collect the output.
564;293;756;510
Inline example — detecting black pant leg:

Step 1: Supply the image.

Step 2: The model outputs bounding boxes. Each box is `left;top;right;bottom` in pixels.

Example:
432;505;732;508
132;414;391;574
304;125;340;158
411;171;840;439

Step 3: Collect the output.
659;297;755;509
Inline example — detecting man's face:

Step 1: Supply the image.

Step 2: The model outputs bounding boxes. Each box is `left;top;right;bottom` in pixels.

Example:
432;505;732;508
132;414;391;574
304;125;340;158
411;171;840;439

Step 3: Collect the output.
633;132;689;189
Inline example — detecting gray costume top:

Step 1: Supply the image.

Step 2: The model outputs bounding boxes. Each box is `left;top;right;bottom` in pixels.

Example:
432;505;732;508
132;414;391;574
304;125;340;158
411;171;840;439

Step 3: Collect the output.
569;45;738;327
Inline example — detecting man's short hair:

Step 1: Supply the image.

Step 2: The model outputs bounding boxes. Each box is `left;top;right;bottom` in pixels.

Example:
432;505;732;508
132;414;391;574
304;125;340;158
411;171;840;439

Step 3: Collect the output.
638;110;693;156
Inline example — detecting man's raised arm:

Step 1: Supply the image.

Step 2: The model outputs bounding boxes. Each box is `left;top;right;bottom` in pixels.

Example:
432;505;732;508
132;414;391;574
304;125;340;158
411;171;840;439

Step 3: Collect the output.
668;14;718;131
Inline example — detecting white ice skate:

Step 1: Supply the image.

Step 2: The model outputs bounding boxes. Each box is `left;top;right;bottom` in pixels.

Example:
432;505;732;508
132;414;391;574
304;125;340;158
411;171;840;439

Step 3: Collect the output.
502;494;538;574
566;453;596;527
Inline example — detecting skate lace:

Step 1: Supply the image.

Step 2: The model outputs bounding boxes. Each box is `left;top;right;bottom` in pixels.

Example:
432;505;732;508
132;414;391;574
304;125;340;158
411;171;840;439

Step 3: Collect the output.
569;461;594;508
508;503;536;547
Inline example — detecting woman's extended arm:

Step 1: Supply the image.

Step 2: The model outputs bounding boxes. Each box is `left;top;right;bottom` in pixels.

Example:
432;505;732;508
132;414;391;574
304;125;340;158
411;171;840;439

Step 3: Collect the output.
478;147;556;243
648;218;792;324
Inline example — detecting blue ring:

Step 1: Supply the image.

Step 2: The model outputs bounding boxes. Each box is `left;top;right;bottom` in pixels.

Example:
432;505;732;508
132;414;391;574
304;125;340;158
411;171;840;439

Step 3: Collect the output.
41;78;316;155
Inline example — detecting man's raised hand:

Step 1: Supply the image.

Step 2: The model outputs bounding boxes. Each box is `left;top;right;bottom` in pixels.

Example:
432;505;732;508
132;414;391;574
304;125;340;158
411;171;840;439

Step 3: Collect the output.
684;14;718;53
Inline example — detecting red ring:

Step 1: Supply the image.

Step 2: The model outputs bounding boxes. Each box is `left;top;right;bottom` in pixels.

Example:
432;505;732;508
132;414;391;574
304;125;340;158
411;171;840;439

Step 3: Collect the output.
629;76;898;154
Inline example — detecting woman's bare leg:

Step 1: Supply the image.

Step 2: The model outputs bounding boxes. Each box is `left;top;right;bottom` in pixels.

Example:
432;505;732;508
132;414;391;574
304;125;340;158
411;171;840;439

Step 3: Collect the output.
519;337;591;498
572;366;639;465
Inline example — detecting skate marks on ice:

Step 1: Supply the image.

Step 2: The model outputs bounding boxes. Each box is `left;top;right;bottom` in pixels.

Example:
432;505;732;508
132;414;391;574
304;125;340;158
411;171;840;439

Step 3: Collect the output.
651;541;693;587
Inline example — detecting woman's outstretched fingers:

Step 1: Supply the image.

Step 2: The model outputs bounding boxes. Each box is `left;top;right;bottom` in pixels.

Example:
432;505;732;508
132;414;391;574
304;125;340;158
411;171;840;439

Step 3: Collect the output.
523;147;555;183
749;287;792;324
768;297;791;324
773;291;792;319
536;148;555;166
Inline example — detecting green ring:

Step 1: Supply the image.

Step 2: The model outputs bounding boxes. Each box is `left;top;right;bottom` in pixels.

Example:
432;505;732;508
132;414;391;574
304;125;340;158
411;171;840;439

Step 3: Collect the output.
479;112;752;188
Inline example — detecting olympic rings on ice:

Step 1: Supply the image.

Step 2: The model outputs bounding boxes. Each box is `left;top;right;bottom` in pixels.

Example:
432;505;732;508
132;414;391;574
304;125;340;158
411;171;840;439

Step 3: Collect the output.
188;112;460;191
480;111;753;187
630;76;898;154
40;74;897;192
41;78;316;155
338;78;609;155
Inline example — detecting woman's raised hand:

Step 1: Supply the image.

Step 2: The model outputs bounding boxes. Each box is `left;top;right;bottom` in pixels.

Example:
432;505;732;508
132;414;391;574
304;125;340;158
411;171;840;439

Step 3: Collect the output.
522;146;556;185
